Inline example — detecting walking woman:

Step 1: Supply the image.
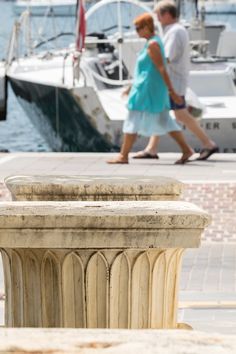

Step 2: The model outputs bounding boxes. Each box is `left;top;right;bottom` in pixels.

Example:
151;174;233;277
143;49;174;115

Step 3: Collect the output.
107;13;193;164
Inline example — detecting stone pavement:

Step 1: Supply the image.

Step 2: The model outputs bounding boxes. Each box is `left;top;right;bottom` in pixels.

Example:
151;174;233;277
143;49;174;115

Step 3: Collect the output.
0;152;235;333
0;152;235;183
179;244;236;334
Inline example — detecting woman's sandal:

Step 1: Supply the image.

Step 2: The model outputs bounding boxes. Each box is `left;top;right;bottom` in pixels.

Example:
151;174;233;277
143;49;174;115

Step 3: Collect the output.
133;150;159;159
174;151;194;165
107;156;129;164
196;146;219;161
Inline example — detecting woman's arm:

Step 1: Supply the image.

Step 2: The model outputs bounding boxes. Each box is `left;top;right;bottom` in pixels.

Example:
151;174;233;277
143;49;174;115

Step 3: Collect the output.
122;85;131;97
147;41;183;105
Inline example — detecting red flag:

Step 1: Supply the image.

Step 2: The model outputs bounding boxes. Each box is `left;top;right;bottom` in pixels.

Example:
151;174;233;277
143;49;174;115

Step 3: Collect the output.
76;0;86;52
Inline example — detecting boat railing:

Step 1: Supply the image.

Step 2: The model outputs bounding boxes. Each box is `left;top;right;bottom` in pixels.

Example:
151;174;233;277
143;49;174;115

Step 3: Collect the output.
60;49;87;87
62;52;70;84
83;36;145;87
6;10;32;67
77;66;87;87
6;9;74;66
72;52;87;87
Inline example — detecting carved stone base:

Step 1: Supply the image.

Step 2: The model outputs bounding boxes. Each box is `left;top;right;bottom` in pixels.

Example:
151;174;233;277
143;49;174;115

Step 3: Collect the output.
1;328;236;353
2;248;184;329
177;323;193;330
0;201;210;328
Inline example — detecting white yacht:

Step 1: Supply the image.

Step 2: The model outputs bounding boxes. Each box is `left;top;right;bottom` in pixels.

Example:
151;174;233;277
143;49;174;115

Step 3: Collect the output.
2;0;236;153
199;0;236;14
14;0;77;16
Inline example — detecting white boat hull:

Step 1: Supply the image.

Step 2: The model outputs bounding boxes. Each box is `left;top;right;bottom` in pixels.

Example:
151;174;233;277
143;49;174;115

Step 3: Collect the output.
8;71;236;153
158;99;236;154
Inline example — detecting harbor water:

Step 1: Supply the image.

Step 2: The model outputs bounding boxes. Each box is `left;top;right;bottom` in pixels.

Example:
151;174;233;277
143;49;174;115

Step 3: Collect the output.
0;0;76;152
0;0;236;152
0;1;51;151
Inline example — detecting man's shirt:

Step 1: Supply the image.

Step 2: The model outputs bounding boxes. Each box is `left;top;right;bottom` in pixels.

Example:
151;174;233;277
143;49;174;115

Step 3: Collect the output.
163;22;190;95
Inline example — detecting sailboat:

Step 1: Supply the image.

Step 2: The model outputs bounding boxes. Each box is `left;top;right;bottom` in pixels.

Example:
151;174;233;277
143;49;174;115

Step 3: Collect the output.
4;0;236;153
7;0;153;152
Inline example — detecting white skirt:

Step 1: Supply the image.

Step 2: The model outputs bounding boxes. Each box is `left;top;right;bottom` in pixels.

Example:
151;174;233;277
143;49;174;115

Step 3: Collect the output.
123;110;181;137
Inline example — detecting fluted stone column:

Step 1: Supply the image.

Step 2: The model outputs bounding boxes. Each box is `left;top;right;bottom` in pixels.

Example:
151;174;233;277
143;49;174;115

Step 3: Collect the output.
0;201;210;328
5;175;183;201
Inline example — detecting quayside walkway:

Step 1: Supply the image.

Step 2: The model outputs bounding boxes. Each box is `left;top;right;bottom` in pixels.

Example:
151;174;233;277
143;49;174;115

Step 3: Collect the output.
0;152;235;333
0;152;235;183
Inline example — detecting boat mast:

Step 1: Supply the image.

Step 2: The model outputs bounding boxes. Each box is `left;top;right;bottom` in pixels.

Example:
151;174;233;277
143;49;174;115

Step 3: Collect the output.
176;0;181;16
193;0;206;22
192;0;207;56
176;0;188;19
194;0;199;19
117;0;123;82
199;0;206;43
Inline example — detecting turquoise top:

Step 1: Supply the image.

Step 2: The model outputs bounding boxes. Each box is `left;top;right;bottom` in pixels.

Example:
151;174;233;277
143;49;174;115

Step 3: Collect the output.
127;35;170;113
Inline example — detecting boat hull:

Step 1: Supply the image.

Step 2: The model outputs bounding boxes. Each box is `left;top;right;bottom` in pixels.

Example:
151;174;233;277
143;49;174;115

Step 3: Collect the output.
9;77;117;152
8;79;236;154
0;63;7;121
158;117;236;154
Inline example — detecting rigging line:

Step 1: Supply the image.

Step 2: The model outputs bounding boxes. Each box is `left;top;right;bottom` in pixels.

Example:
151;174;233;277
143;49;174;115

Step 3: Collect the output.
105;4;119;34
34;32;74;49
102;25;131;32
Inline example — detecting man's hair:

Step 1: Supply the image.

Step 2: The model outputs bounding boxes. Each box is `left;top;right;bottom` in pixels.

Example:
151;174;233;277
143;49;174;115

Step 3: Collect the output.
155;0;178;19
133;13;154;33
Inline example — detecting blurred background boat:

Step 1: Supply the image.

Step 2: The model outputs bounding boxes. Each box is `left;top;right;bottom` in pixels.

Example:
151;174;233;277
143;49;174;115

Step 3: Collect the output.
199;0;236;15
14;0;77;16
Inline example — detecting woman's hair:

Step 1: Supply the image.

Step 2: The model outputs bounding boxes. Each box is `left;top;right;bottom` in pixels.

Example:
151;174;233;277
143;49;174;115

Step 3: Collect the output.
133;13;154;33
155;0;178;19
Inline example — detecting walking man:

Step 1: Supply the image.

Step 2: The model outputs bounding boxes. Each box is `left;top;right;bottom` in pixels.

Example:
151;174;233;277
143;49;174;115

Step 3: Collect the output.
134;0;218;162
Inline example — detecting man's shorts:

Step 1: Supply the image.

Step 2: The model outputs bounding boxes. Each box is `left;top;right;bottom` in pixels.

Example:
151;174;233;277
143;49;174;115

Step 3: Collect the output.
170;96;186;110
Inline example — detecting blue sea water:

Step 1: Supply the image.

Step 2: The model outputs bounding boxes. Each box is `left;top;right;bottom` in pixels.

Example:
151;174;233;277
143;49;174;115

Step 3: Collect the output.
0;1;52;151
0;0;236;151
0;0;77;152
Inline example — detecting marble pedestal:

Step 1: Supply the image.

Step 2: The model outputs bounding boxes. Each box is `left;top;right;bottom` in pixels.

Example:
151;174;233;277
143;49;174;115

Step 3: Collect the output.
5;175;183;201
